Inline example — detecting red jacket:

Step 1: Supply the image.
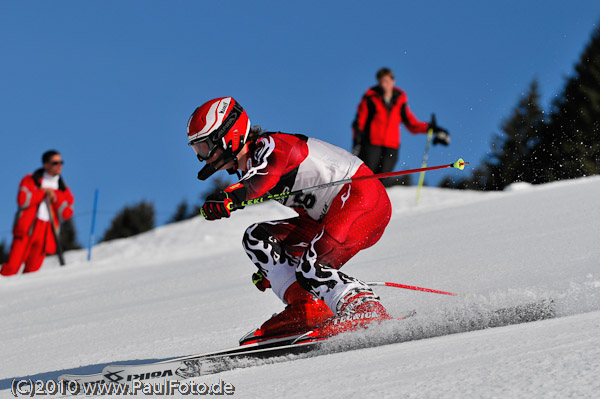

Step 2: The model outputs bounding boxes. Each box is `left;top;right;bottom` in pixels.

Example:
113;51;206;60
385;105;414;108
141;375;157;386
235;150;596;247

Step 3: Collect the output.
227;132;363;221
13;168;74;238
353;86;429;149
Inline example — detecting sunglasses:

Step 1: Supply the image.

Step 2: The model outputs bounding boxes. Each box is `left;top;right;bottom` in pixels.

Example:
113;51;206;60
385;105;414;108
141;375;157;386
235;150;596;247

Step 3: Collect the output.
50;160;64;166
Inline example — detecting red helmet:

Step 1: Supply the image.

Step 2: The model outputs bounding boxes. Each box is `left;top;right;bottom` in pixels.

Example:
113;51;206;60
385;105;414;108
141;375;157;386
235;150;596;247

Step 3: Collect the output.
187;97;250;180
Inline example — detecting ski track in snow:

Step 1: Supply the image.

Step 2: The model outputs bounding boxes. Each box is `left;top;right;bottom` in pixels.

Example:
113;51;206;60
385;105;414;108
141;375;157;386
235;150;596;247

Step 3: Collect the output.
1;176;599;398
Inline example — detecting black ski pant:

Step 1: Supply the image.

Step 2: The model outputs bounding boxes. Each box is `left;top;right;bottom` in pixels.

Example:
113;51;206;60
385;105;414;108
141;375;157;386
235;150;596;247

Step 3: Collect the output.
358;143;399;174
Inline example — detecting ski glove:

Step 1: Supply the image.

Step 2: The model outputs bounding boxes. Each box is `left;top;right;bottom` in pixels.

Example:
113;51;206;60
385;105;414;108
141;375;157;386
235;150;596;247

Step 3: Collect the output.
201;183;247;221
430;124;450;146
252;271;272;292
201;192;233;220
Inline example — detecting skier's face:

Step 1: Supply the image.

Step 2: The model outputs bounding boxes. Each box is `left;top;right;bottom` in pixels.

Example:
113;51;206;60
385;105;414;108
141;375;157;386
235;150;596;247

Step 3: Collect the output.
205;148;235;171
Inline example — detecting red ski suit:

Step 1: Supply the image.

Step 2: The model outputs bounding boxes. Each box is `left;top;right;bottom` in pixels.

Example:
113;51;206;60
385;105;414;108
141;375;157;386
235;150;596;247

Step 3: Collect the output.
1;169;74;276
237;132;391;308
353;86;429;149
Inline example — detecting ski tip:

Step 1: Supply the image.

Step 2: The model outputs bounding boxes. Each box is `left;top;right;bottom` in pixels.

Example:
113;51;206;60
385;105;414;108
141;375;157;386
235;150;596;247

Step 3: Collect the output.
453;158;468;170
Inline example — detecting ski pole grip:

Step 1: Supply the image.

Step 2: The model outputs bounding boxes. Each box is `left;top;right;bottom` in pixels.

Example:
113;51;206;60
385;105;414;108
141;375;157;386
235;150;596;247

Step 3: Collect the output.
226;201;244;211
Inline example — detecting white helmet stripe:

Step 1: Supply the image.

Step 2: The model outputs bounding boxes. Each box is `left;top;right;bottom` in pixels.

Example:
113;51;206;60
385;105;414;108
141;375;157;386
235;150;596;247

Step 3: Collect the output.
196;97;231;138
187;97;233;143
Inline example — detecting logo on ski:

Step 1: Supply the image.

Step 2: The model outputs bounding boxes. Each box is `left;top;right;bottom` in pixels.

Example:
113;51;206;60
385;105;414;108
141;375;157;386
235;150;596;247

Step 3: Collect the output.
104;369;174;383
103;370;125;383
331;311;378;325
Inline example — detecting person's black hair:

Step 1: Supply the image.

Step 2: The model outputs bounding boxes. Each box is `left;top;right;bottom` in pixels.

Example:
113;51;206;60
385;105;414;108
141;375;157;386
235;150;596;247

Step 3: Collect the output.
42;150;60;164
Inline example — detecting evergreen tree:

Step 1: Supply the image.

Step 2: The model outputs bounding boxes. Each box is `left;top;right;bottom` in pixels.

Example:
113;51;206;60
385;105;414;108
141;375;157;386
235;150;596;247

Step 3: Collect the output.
440;81;545;191
0;240;8;264
169;200;190;223
189;202;203;218
102;200;155;242
541;24;600;180
59;218;82;250
440;166;487;190
484;80;546;190
442;24;600;189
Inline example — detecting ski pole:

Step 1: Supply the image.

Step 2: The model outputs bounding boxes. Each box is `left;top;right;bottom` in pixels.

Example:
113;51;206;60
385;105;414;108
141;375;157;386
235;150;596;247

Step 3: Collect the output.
45;197;66;266
415;114;435;204
367;281;458;296
226;158;468;211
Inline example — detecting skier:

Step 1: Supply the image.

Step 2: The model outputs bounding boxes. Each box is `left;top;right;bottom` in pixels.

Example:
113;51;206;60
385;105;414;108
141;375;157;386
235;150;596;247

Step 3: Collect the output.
188;97;393;342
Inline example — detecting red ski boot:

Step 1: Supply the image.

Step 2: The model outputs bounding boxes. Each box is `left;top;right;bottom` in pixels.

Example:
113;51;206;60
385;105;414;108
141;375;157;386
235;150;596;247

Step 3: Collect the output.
239;282;334;346
297;288;392;342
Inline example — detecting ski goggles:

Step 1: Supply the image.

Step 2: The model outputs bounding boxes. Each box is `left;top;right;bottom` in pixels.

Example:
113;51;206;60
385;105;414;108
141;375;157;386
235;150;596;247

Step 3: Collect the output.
189;137;220;161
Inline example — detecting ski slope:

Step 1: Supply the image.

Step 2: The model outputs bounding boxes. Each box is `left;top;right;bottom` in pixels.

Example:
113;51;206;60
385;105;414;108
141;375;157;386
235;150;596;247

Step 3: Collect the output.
1;177;599;398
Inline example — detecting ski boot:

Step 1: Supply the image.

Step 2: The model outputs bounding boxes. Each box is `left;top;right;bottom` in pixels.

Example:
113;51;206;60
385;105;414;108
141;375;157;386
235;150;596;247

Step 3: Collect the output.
297;288;392;342
239;282;334;346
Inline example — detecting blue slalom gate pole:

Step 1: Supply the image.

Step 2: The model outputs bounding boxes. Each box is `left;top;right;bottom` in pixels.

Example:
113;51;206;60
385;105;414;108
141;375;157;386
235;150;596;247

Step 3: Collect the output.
87;189;99;261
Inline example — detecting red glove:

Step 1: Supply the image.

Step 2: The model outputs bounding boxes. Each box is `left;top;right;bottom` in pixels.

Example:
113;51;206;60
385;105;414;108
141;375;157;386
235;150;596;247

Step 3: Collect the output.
201;183;247;221
201;192;233;220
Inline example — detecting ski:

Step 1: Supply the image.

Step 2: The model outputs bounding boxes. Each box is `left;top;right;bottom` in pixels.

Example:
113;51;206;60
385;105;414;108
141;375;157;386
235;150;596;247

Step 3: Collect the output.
58;298;554;386
238;329;309;346
103;340;320;384
100;311;418;384
58;309;418;386
58;335;315;385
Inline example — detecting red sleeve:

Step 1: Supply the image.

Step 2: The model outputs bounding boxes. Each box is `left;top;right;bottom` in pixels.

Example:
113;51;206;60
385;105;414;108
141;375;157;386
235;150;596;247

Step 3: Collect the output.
17;175;44;209
399;93;429;134
54;186;74;221
239;134;308;199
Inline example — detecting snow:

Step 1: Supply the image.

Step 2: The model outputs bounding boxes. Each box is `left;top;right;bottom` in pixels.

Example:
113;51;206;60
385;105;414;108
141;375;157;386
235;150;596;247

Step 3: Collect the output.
1;176;600;398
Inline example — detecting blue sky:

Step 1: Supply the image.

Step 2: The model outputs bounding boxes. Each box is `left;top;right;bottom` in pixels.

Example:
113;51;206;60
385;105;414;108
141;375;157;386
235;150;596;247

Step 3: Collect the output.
1;1;598;248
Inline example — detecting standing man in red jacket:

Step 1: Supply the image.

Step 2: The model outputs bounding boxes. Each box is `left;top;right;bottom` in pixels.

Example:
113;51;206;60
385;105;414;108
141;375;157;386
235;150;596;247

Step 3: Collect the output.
1;150;74;276
352;67;450;174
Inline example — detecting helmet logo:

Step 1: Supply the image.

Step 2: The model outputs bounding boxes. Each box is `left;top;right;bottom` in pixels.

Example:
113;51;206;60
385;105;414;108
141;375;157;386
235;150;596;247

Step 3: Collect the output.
220;112;237;134
219;101;229;114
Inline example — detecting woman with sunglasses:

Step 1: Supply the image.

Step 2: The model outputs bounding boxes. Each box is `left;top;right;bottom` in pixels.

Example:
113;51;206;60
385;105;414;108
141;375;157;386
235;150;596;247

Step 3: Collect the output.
187;97;393;344
1;150;74;276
